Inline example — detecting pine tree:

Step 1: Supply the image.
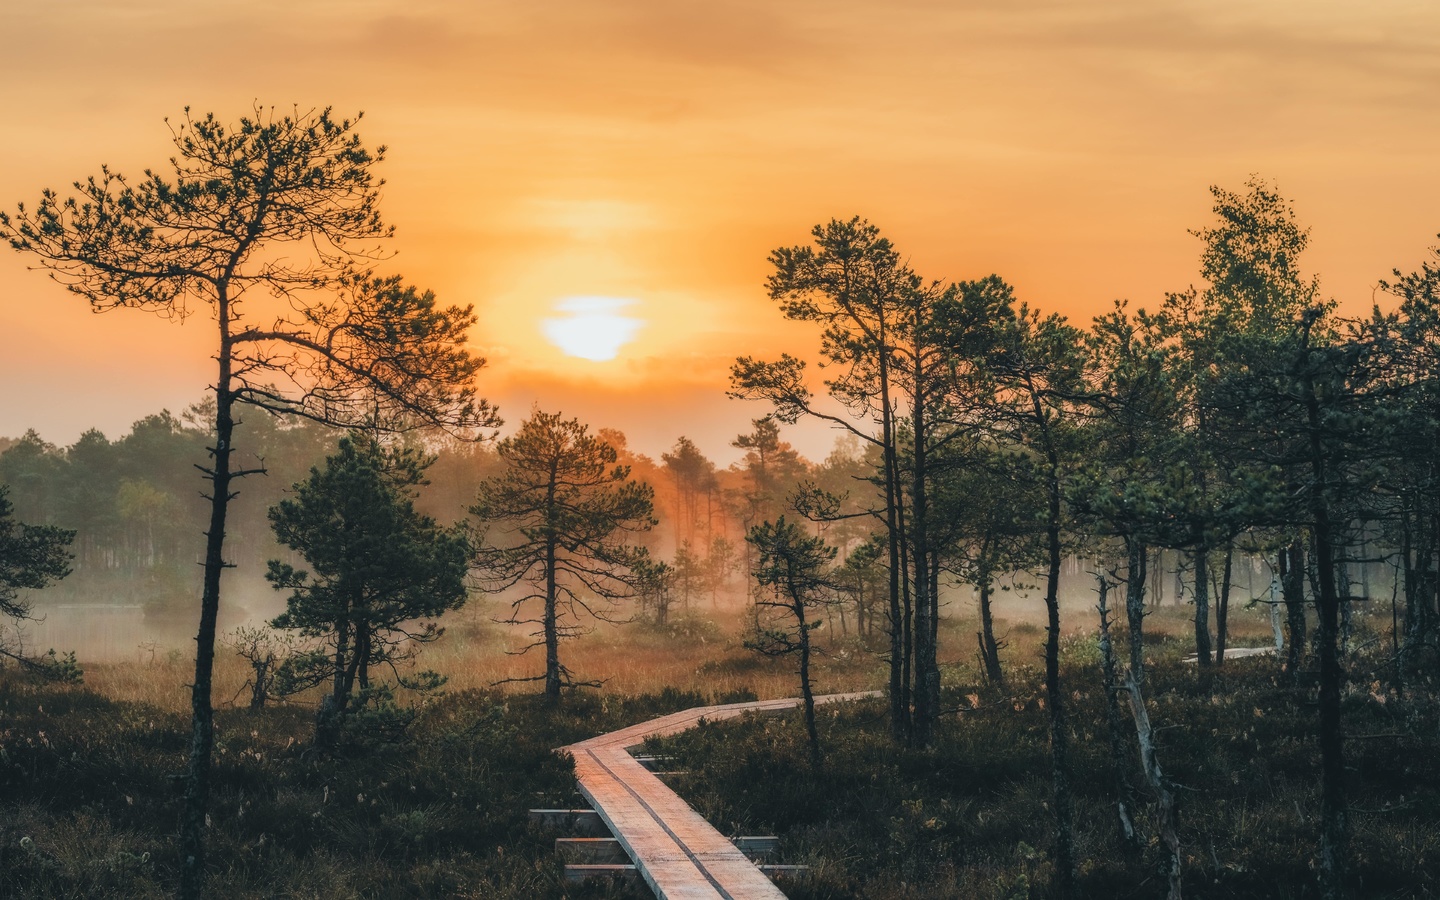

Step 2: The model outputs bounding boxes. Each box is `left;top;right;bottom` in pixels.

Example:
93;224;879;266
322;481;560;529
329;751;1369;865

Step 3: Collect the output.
471;412;655;700
268;434;469;744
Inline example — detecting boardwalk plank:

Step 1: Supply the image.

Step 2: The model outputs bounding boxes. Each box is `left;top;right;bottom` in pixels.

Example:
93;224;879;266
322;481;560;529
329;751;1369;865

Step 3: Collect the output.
559;691;880;900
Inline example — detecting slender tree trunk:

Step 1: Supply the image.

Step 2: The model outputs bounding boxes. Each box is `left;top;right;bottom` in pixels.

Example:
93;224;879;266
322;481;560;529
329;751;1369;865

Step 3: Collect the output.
1429;510;1440;669
545;533;561;700
316;616;351;746
881;410;908;743
1193;546;1212;669
1125;538;1148;682
1043;473;1076;899
1301;368;1349;900
339;646;361;712
1432;537;1440;673
249;656;269;710
542;455;564;701
896;494;914;744
912;380;938;747
867;307;909;746
978;573;1004;684
855;579;865;638
332;619;350;705
930;551;940;646
1216;543;1234;666
797;594;821;768
1149;548;1164;609
1283;537;1307;681
1096;575;1140;851
1337;554;1352;655
1124;669;1183;900
357;626;370;693
1400;498;1420;672
179;312;235;900
1316;530;1349;900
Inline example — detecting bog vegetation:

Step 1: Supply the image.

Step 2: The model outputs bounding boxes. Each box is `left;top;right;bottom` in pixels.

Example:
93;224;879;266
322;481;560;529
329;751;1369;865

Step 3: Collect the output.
2;107;1440;898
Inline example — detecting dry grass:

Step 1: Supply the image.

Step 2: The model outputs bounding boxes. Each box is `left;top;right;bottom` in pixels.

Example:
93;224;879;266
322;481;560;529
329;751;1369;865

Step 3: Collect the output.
80;586;1292;717
428;606;886;700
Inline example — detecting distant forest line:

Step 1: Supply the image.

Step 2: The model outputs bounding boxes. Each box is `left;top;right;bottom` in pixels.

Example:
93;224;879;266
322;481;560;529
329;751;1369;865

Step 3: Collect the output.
0;403;867;622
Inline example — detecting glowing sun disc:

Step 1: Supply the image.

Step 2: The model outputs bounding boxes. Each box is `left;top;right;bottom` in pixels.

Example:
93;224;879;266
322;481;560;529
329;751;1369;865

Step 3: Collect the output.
542;296;643;361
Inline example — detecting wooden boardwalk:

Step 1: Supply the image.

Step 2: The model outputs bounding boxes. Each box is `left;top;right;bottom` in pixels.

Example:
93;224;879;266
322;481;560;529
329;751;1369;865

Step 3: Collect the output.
559;691;881;900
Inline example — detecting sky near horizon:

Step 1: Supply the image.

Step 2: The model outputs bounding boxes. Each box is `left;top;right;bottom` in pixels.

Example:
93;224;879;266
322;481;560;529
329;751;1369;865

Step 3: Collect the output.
3;0;1440;464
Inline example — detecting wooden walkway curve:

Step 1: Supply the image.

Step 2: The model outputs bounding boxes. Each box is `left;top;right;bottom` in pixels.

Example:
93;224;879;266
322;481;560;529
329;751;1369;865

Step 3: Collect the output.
559;691;882;900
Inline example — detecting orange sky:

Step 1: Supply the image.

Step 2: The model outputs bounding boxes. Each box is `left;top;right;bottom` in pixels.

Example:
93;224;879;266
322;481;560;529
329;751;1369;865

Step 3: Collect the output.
4;1;1440;464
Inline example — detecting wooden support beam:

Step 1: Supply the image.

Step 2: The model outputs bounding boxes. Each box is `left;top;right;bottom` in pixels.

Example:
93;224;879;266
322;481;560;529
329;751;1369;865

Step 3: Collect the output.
555;837;630;864
630;755;674;772
527;808;609;836
733;836;780;860
563;864;639;884
759;864;810;880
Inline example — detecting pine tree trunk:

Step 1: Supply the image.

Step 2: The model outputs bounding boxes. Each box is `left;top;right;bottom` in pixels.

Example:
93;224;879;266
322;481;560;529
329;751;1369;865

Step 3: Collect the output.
1126;538;1148;682
249;658;268;710
798;598;821;769
1283;537;1307;681
1043;486;1076;899
1216;543;1234;666
1150;548;1165;609
911;378;937;747
1338;574;1352;657
333;619;350;704
179;315;235;900
978;575;1004;684
545;533;561;701
1124;669;1183;900
878;351;908;745
316;617;352;747
1096;576;1140;851
1193;546;1212;669
357;627;370;693
896;504;914;745
1301;366;1349;899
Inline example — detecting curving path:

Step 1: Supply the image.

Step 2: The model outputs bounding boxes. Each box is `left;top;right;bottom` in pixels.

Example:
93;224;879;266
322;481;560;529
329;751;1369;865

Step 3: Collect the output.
560;691;882;900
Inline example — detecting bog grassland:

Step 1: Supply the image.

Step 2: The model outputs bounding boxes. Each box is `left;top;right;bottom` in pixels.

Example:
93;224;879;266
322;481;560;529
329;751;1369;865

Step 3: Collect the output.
2;602;1437;899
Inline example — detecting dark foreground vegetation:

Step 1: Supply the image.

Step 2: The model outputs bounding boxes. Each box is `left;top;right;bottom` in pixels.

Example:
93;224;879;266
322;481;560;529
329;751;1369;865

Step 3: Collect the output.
653;646;1440;899
0;670;664;899
3;614;1437;899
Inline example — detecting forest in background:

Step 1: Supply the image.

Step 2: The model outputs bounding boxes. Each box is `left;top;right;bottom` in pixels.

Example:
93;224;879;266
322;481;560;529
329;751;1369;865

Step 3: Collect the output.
0;403;879;649
1;398;1303;664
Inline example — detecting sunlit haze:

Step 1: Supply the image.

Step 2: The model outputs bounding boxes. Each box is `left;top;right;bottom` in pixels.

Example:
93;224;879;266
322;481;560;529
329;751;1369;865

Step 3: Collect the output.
4;0;1440;462
542;296;645;361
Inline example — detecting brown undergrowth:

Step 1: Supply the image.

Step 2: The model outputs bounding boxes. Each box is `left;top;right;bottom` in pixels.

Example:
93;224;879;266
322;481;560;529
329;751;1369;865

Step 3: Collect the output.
4;600;1433;898
648;620;1440;899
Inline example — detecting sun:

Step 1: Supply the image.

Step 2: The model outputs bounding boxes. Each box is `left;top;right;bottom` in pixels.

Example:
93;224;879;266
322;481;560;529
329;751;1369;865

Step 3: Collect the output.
542;296;644;361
